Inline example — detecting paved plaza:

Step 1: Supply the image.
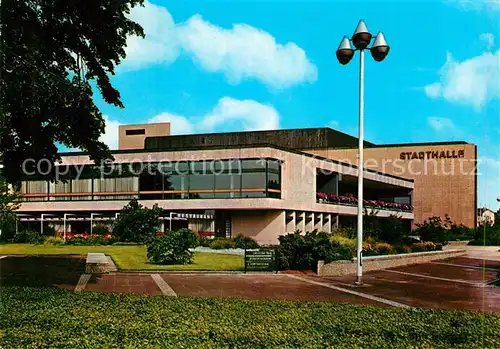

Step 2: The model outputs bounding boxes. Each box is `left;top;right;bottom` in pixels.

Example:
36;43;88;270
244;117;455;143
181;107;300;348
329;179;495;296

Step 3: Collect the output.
1;253;499;312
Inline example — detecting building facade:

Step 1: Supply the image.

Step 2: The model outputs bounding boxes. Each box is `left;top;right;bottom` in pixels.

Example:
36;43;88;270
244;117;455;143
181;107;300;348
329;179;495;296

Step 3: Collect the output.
14;122;476;244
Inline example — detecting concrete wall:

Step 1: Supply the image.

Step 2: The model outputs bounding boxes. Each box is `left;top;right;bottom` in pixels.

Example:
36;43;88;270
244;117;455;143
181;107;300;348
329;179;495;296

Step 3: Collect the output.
118;123;171;150
304;143;477;227
231;210;285;245
317;249;467;276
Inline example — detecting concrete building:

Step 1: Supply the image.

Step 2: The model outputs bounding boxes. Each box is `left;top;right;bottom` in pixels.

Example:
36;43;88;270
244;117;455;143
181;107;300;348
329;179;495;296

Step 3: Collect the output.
14;122;477;244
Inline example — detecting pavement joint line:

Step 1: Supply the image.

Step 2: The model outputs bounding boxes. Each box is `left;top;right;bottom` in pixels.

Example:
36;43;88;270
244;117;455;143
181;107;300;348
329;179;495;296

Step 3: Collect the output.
285;274;412;309
430;262;499;272
151;274;177;296
383;270;487;287
75;274;91;293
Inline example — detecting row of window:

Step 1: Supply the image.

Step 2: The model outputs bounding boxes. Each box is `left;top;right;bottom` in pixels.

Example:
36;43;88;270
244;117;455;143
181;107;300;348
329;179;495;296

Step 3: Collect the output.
20;158;281;201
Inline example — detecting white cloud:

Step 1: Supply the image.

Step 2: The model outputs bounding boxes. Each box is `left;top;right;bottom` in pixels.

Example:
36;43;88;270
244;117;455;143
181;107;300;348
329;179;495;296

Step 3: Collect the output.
177;15;317;88
480;33;495;50
99;115;122;149
123;1;316;88
427;116;456;132
424;83;441;98
148;113;194;135
327;120;339;129
424;50;500;111
149;97;279;135
448;0;500;11
122;1;179;71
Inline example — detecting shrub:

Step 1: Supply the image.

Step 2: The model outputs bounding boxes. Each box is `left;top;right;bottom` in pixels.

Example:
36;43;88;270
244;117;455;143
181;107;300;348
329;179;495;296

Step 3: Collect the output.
197;235;212;247
232;234;259;249
330;235;356;252
410;241;436;252
209;238;236;250
469;224;500;246
331;227;355;239
112;199;162;243
379;215;408;244
373;242;396;255
278;231;353;271
65;234;119;246
43;225;57;237
146;229;198;265
44;236;65;245
0;212;18;242
362;242;377;256
92;224;110;235
413;216;449;244
14;229;45;244
448;224;475;241
394;244;412;254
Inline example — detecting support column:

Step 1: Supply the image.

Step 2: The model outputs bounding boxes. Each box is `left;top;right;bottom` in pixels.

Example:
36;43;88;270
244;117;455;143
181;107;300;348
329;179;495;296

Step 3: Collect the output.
297;212;306;233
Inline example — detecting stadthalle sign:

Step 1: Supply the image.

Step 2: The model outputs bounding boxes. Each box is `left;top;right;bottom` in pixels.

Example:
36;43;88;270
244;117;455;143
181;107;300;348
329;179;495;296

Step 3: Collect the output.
400;149;465;160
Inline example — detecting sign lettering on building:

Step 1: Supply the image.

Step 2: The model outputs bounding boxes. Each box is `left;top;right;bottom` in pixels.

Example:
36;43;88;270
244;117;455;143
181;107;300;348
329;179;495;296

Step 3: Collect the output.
399;150;465;160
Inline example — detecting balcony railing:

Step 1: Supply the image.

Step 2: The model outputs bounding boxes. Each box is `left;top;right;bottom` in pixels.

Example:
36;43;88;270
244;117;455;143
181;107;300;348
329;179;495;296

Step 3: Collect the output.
316;193;413;212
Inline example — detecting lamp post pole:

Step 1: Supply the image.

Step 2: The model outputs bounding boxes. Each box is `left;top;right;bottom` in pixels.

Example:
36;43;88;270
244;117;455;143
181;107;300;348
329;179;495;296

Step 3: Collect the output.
356;49;365;285
336;20;390;285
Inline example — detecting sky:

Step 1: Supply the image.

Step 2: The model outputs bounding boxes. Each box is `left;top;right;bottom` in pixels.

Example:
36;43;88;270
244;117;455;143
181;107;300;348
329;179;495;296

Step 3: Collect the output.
85;0;499;210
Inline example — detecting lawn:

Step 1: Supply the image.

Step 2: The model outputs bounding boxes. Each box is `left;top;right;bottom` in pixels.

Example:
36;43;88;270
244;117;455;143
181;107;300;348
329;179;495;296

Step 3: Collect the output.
0;286;499;348
0;244;244;271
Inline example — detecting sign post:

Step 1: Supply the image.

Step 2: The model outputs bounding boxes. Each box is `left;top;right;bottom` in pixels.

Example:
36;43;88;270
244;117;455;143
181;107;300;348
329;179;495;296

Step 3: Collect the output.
244;248;278;273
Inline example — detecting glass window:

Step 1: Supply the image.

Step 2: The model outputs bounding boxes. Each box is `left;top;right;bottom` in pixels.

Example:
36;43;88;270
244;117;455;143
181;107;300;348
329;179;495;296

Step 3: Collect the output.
241;190;266;198
23;180;48;201
189;173;214;199
241;159;266;171
165;173;188;199
139;164;163;200
242;172;266;190
71;179;92;201
214;173;241;198
49;180;71;201
268;172;280;190
268;159;281;173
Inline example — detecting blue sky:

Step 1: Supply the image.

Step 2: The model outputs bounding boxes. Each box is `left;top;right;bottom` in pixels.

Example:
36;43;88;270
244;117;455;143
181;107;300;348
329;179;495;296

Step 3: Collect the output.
88;0;499;210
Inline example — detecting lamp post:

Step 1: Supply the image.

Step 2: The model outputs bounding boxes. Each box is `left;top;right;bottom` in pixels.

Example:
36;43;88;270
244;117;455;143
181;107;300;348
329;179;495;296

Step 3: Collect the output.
336;20;390;285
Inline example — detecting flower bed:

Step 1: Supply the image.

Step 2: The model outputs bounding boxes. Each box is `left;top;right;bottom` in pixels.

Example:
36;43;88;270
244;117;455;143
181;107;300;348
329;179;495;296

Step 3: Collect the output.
317;193;412;212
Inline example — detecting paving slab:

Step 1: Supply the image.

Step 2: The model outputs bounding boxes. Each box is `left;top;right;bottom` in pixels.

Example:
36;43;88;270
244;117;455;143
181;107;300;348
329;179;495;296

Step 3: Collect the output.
84;273;163;295
160;273;387;306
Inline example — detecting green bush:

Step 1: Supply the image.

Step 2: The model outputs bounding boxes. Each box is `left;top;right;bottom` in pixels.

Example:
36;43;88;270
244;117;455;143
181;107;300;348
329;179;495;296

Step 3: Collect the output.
331;227;355;238
413;216;450;244
394;244;411;254
146;229;198;265
44;236;65;245
410;241;437;252
373;242;396;255
65;236;119;246
91;223;110;235
112;199;162;243
42;225;56;237
232;234;259;249
209;238;236;250
448;224;475;241
469;224;500;246
14;229;45;244
197;235;212;247
278;231;353;271
330;235;356;252
0;212;18;242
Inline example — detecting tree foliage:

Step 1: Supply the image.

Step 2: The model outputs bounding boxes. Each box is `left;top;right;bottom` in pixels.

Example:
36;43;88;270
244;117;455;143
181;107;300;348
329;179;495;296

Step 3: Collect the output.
0;179;20;241
112;199;162;243
0;0;144;182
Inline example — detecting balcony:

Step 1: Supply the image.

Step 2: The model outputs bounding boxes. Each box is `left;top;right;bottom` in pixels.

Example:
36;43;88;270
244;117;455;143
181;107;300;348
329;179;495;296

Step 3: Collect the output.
316;193;413;213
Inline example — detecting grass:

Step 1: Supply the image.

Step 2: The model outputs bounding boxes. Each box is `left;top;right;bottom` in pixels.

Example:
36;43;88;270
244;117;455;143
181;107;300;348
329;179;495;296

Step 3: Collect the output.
0;244;244;271
0;286;499;348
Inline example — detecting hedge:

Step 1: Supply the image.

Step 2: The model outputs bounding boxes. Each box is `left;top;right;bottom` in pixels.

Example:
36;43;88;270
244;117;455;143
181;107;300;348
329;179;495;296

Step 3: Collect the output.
1;286;499;348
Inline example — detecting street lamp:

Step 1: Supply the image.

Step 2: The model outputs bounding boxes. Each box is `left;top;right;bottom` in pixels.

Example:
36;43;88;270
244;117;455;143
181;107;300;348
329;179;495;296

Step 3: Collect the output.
336;20;390;285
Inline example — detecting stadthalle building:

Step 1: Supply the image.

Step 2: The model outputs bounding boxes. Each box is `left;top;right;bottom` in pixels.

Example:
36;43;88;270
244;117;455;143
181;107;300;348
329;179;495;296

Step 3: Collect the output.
16;122;476;244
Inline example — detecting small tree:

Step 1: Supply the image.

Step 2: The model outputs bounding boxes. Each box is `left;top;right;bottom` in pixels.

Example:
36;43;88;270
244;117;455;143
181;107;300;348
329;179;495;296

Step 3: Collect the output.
0;180;20;241
413;216;449;244
112;199;162;244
